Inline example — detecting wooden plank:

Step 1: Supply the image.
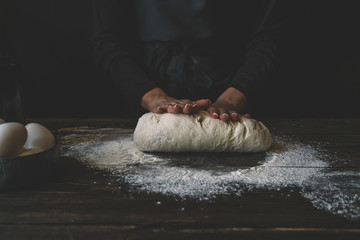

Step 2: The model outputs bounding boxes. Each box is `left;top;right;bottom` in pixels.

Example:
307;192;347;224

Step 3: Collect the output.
1;225;360;240
0;172;358;228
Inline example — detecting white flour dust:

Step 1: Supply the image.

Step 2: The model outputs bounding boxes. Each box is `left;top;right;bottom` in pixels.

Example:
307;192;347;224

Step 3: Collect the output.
302;171;360;219
61;128;360;219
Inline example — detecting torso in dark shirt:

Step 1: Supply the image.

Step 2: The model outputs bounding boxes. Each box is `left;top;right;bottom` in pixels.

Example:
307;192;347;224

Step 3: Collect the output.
135;0;263;99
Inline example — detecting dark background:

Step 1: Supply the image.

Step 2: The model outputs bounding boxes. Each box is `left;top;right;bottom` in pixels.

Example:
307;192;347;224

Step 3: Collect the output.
1;0;359;119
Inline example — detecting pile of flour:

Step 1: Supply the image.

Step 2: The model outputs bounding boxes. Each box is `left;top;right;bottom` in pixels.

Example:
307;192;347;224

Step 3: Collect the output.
61;128;360;219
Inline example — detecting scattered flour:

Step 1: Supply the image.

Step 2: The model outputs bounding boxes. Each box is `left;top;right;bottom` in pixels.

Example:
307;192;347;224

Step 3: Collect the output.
302;171;360;219
61;128;360;219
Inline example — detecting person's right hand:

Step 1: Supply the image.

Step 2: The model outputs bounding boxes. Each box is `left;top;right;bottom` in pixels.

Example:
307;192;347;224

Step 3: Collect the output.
141;88;211;114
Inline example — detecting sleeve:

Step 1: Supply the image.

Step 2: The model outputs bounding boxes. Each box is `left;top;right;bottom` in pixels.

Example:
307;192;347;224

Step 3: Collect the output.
92;0;157;107
228;0;281;99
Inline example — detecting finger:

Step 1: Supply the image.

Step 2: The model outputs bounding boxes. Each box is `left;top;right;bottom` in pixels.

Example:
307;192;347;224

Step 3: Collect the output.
220;112;229;122
217;107;230;121
179;99;194;105
191;104;200;113
194;99;211;109
152;106;165;114
230;111;240;121
182;104;192;114
167;104;181;114
207;107;219;119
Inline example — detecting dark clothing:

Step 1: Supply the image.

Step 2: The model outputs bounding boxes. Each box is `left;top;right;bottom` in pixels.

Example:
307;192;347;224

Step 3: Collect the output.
136;0;213;42
93;0;281;110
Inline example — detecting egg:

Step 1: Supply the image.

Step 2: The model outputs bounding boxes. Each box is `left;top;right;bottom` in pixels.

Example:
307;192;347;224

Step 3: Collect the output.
24;123;56;151
16;147;45;157
0;122;28;158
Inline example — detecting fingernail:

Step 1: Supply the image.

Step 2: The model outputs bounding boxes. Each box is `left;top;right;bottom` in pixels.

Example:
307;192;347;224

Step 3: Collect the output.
222;113;229;117
206;99;211;104
185;104;190;108
174;104;179;108
156;106;161;110
231;113;238;116
193;104;198;108
213;113;219;117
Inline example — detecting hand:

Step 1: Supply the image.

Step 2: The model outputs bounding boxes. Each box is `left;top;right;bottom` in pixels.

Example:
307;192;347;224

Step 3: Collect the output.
207;87;249;121
141;88;211;114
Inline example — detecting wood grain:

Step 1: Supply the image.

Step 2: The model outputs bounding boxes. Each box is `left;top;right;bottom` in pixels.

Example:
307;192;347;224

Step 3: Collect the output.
0;118;359;239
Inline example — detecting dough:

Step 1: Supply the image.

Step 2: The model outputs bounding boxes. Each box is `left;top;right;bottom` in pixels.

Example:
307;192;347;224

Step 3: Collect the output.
134;110;272;152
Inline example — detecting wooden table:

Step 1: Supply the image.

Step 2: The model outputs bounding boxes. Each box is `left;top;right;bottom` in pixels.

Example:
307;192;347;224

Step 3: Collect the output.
0;118;359;240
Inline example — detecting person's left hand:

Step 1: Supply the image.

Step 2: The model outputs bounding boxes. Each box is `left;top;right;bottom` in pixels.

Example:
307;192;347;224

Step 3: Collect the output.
207;87;250;121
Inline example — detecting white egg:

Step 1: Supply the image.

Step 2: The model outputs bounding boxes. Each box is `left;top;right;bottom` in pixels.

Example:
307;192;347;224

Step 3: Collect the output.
16;147;45;157
24;123;56;151
0;122;28;158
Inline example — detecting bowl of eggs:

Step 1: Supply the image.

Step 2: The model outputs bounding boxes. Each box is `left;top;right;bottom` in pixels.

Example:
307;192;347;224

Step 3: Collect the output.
0;119;58;189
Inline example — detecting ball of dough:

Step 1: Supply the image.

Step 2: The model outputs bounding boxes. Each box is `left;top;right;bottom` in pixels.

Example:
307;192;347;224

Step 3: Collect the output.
134;110;272;152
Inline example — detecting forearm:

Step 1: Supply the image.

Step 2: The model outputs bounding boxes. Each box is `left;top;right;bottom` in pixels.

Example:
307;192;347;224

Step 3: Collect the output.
92;0;156;103
230;43;278;99
230;0;281;98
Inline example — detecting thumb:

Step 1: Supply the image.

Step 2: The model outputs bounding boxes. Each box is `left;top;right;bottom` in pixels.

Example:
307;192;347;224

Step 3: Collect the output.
194;99;211;109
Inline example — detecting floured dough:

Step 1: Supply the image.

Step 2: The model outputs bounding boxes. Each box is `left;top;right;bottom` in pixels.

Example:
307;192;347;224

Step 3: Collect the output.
134;110;272;152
